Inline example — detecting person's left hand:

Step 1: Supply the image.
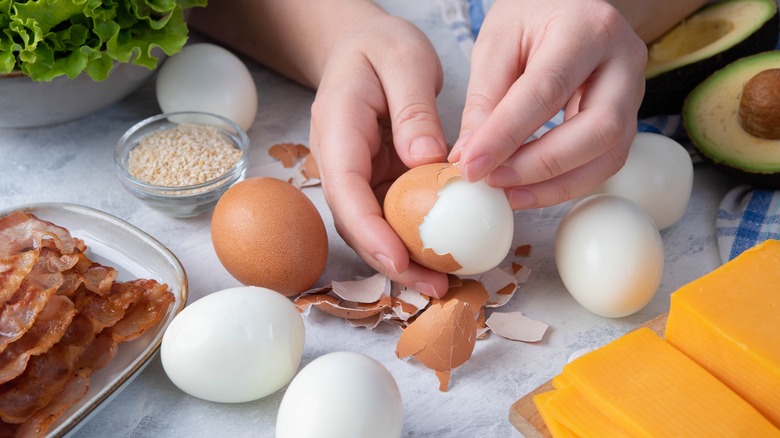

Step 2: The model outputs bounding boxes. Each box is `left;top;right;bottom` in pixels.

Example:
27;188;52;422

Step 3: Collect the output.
309;12;451;299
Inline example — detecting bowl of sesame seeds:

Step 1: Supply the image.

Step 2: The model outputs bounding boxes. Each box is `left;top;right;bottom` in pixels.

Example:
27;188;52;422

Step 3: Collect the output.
114;111;250;217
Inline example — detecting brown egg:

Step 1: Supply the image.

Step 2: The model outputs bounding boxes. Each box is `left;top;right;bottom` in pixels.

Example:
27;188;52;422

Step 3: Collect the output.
211;177;328;296
384;162;515;275
383;163;462;273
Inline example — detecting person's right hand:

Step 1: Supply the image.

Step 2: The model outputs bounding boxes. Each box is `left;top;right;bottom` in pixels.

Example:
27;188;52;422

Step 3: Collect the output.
449;0;648;210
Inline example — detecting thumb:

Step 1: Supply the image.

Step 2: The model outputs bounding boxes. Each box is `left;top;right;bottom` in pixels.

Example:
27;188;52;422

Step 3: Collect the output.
380;64;448;168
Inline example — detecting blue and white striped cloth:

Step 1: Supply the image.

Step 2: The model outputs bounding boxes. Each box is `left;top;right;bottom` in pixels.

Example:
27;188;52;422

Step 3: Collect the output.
439;0;780;263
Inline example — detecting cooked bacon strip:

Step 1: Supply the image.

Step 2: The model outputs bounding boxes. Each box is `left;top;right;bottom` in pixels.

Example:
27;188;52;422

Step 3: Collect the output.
0;251;39;306
0;212;76;257
0;248;79;354
0;296;76;385
106;279;173;343
79;280;173;371
9;368;90;438
0;280;148;423
60;251;117;297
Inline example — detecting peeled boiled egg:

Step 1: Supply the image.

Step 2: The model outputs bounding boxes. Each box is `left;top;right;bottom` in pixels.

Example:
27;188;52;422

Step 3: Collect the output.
211;177;328;297
156;43;258;132
555;194;664;318
589;132;693;230
276;351;403;438
161;286;304;403
383;163;514;275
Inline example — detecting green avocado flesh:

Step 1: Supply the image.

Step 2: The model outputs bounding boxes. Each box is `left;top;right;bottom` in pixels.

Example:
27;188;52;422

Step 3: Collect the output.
684;51;780;186
640;0;779;117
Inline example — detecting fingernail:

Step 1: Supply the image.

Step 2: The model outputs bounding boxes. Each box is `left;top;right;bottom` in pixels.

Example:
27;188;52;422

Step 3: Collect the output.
487;165;518;187
509;189;537;209
375;253;398;275
463;155;494;182
448;130;473;162
410;136;446;160
414;281;440;298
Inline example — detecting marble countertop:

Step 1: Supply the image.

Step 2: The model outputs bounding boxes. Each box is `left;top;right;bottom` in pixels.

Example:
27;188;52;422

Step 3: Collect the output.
0;1;739;437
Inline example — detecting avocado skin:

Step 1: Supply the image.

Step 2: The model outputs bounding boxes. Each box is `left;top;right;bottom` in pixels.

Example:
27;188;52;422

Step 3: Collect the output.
639;10;779;118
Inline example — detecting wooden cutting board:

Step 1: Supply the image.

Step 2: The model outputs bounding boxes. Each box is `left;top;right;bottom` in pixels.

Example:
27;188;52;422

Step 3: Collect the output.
508;313;669;437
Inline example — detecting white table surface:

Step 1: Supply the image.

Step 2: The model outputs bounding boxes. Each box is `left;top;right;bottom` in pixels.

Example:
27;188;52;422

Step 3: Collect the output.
0;1;740;437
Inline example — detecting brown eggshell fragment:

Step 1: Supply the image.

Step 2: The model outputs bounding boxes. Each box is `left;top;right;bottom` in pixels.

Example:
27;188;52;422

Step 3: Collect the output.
383;163;463;273
395;298;478;391
210;177;328;297
395;278;488;391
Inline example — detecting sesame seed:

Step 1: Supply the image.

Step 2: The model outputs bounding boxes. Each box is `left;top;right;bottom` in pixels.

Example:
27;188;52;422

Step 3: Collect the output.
128;124;243;187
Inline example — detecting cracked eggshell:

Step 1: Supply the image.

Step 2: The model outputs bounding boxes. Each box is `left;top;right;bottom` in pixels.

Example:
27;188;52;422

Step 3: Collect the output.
383;163;514;275
555;194;664;318
161;286;304;403
211;177;328;297
276;351;403;438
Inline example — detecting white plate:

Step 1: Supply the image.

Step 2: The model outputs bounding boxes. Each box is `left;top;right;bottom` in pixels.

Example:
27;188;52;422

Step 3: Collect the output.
0;202;188;437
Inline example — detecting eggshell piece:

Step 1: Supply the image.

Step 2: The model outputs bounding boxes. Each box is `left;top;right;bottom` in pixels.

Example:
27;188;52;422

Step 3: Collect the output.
160;286;304;403
589;132;693;230
276;351;403;438
395;279;487;391
156;43;258;132
211;177;328;296
555;194;664;318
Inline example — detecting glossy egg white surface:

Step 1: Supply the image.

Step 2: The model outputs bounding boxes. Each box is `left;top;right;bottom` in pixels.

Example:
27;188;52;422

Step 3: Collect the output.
555;194;664;318
161;286;304;403
419;178;514;275
156;43;258;132
590;132;693;230
276;351;404;438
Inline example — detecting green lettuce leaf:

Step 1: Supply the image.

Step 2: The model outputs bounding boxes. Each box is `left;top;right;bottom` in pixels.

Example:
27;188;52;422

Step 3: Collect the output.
0;0;206;81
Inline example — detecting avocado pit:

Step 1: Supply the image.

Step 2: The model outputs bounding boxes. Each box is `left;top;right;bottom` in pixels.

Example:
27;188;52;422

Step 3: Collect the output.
739;69;780;139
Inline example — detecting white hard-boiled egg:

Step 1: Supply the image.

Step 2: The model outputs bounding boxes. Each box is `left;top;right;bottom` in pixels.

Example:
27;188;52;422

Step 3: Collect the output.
276;351;404;438
156;43;258;132
555;194;664;318
590;132;693;230
161;286;304;403
383;163;514;275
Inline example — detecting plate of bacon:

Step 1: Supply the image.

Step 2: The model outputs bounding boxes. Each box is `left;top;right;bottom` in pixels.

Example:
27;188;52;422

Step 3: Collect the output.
0;203;188;437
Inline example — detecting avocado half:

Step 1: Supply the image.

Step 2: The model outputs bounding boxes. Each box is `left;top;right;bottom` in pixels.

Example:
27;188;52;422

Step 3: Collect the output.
640;0;779;118
683;51;780;187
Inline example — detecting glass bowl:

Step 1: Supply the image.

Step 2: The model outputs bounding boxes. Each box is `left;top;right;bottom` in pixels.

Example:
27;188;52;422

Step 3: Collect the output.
114;112;250;217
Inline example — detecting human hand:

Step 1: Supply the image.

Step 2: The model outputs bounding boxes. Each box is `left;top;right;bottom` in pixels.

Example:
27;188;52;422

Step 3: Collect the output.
448;0;648;209
309;12;451;298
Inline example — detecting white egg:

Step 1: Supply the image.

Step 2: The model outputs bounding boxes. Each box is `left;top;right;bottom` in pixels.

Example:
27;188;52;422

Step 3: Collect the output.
161;286;304;403
555;194;664;318
276;351;404;438
420;178;514;275
590;132;693;230
156;43;258;132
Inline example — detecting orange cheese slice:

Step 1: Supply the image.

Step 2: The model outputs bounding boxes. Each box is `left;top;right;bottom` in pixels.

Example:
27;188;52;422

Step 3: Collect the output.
666;239;780;427
560;327;779;437
533;390;579;438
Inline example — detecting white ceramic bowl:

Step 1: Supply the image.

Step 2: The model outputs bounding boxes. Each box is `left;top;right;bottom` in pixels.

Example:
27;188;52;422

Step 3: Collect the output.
0;62;156;128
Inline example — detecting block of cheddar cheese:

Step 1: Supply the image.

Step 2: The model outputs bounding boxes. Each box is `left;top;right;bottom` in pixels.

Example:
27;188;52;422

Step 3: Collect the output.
545;327;779;437
666;239;780;427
